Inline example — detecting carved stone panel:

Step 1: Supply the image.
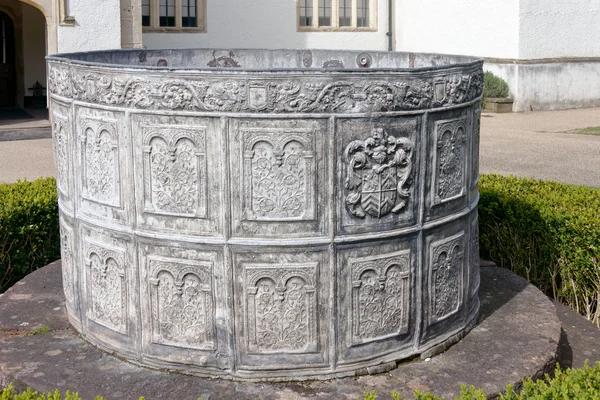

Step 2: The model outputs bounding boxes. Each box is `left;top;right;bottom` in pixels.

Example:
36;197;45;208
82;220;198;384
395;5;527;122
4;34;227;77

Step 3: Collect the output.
75;107;130;225
85;241;127;334
336;117;420;235
432;117;467;205
470;106;481;202
80;117;120;207
429;232;465;324
59;217;76;308
349;250;410;345
142;126;206;218
244;263;318;354
149;258;214;350
132;115;223;237
470;216;480;298
230;119;328;238
51;100;74;212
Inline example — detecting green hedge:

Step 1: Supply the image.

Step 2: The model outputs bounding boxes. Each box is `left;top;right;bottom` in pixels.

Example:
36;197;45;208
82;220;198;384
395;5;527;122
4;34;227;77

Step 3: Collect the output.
479;174;600;327
0;178;60;293
483;71;510;98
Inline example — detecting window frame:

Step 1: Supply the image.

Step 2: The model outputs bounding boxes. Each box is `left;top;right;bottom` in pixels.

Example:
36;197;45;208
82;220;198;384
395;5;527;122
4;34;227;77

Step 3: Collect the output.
297;0;376;32
142;0;206;33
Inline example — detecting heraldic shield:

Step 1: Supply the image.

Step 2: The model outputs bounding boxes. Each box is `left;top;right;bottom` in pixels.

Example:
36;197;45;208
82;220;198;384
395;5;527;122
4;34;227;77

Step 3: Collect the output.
344;128;414;219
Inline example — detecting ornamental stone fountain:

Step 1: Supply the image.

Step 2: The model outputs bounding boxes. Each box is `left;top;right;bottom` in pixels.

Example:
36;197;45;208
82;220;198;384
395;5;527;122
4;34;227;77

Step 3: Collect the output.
47;48;483;381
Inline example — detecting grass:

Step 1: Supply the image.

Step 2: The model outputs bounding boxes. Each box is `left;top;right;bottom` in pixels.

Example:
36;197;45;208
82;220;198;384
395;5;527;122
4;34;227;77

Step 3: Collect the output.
567;126;600;136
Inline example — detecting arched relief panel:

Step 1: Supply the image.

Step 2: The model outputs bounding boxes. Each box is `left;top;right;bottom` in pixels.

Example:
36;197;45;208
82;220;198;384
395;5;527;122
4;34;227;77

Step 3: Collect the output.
229;118;328;238
51;99;74;212
233;248;330;371
75;106;131;226
131;114;223;237
424;110;470;222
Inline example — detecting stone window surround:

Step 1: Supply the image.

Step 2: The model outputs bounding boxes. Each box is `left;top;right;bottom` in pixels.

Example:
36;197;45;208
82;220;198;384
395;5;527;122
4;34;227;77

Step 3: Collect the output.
297;0;377;32
142;0;206;33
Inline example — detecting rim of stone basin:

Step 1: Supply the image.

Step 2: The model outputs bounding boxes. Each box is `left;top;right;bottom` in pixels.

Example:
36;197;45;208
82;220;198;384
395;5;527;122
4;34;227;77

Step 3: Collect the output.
46;48;484;73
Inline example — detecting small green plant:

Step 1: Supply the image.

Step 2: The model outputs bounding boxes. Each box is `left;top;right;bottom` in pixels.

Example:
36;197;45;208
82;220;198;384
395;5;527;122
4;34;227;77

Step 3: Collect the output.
0;178;60;293
483;71;510;98
31;326;50;335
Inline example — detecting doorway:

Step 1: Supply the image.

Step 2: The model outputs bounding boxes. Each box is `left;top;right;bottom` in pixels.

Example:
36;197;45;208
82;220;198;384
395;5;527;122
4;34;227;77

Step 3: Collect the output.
0;11;15;108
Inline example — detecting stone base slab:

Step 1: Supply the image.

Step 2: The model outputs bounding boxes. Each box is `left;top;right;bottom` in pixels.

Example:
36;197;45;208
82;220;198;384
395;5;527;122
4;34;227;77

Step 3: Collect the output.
0;261;560;399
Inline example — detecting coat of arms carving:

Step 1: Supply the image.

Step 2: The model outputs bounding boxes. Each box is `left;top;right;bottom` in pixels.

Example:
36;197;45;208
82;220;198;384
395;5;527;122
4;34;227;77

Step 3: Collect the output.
344;128;414;218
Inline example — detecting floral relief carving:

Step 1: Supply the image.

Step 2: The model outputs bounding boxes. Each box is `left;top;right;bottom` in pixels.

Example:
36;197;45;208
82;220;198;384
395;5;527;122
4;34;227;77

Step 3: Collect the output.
245;264;318;353
149;260;214;349
433;118;467;204
80;119;120;207
52;113;70;195
472;110;481;187
242;128;315;221
430;234;464;323
86;244;126;333
59;220;75;305
350;251;410;344
345;128;414;218
143;126;206;217
48;64;71;98
54;64;483;114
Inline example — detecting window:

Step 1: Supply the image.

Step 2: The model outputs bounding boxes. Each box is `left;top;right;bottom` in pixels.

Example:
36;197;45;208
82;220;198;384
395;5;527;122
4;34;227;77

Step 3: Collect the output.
142;0;205;31
298;0;375;30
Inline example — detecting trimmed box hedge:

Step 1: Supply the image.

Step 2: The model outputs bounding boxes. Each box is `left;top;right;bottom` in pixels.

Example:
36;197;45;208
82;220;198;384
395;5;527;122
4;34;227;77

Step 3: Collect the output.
0;178;60;293
479;174;600;327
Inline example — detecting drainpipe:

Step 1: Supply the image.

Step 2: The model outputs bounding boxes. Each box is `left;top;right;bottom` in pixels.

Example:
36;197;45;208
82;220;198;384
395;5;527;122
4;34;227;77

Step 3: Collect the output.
387;0;393;51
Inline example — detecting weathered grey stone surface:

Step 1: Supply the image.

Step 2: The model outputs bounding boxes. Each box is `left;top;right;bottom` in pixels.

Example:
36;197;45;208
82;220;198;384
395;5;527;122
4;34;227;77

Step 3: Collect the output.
47;49;484;380
0;263;564;399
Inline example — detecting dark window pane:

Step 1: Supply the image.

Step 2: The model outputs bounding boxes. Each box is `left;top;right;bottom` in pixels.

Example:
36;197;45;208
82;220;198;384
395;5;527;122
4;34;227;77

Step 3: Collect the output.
319;0;331;26
182;16;197;27
357;0;369;27
299;0;313;26
339;0;351;26
142;15;150;26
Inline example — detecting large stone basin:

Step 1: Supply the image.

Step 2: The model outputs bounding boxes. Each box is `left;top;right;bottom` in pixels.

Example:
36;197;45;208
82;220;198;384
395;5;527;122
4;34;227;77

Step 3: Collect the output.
47;49;483;381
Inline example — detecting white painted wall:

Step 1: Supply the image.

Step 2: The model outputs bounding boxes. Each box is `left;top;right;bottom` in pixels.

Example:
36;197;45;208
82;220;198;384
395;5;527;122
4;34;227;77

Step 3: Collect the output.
57;0;122;53
394;0;520;59
22;3;46;96
485;61;600;111
519;0;600;59
143;0;388;51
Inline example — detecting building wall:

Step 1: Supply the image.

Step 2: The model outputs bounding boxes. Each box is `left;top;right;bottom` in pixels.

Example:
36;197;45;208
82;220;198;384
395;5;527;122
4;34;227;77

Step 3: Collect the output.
22;2;46;96
394;0;520;59
518;0;600;59
57;0;122;53
143;0;388;51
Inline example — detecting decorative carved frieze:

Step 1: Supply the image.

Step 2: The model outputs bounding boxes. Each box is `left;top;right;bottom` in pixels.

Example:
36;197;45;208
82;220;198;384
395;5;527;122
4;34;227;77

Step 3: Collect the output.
349;250;411;344
149;258;215;349
433;117;468;205
48;63;483;114
344;128;414;218
142;126;207;218
244;263;318;353
241;126;316;221
79;117;120;207
85;243;127;333
429;233;464;324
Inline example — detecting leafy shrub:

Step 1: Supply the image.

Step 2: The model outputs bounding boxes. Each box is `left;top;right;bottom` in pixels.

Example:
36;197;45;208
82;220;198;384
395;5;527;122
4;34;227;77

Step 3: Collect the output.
0;178;60;293
479;174;600;326
483;71;509;98
360;362;600;399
